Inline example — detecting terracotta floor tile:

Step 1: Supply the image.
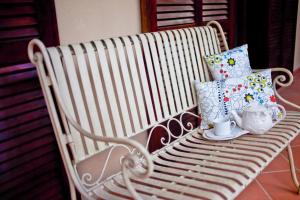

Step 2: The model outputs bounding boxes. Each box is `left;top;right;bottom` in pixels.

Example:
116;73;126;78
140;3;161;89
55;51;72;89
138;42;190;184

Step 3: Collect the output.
291;135;300;147
281;146;300;170
235;180;271;200
262;154;290;173
257;171;300;200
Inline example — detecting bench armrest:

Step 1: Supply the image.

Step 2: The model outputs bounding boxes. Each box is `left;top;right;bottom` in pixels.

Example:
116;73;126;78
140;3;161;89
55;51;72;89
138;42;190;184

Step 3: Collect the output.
28;39;153;200
253;67;300;111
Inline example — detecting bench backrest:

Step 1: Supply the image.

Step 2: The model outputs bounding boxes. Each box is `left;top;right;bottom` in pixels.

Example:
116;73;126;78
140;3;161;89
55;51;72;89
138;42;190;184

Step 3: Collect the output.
37;23;225;161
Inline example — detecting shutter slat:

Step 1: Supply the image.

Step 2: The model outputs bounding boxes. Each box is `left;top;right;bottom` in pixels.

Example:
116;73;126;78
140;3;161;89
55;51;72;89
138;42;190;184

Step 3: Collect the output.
0;17;37;28
0;5;35;16
0;27;39;40
0;0;33;3
158;18;195;27
203;10;228;16
203;5;228;10
157;5;194;12
203;0;227;3
157;12;195;19
203;15;228;21
157;0;194;5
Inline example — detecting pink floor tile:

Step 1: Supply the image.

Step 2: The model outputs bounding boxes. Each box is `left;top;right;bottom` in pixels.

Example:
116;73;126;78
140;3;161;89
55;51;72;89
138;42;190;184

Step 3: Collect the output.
257;171;300;200
281;146;300;170
262;154;290;173
236;180;271;200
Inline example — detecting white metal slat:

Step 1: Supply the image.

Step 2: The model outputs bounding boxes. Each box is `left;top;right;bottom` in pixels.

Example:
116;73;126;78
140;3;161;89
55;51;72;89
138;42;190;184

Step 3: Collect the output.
211;27;222;53
207;26;221;54
83;42;114;145
200;27;214;56
281;123;300;133
160;32;182;112
59;46;96;155
93;41;125;138
153;156;247;184
178;29;197;104
181;139;270;161
268;130;294;140
183;29;200;82
172;30;194;107
201;27;215;55
122;37;148;129
165;30;188;110
215;30;222;53
192;133;277;155
94;184;129;200
131;35;156;125
152;32;177;115
166;148;259;173
105;39;133;136
134;170;226;200
72;44;105;151
48;48;86;160
188;28;206;81
113;175;212;200
274;125;299;133
152;165;235;197
139;34;163;122
280;118;300;127
145;33;169;119
113;38;141;134
102;180;157;200
175;144;265;167
158;151;253;178
194;27;211;81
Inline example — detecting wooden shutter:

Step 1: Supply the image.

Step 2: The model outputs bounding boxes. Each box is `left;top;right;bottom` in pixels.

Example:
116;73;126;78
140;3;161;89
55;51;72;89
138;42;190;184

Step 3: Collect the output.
141;0;236;48
0;0;58;66
0;1;68;199
275;0;298;69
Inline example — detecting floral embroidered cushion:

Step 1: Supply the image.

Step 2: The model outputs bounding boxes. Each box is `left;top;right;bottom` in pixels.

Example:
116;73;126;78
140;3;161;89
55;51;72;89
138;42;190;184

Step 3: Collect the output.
195;69;281;128
204;44;252;80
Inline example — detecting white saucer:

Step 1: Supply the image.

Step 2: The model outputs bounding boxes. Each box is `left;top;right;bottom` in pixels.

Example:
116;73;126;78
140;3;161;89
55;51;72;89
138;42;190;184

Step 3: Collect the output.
201;126;249;141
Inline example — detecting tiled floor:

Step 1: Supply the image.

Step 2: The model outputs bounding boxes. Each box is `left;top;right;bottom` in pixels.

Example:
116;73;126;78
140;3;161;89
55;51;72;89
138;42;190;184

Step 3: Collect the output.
236;70;300;200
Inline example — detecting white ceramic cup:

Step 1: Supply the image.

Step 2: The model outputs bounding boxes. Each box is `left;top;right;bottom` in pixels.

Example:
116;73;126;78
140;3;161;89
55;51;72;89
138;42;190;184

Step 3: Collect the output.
213;118;236;136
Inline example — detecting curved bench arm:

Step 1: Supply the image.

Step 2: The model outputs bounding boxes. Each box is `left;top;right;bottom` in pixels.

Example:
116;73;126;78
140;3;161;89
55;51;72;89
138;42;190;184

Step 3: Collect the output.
28;39;153;200
255;67;300;110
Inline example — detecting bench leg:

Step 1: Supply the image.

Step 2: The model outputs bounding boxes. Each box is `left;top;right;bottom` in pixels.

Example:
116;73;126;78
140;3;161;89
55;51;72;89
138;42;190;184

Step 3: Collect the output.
287;144;300;194
68;176;77;200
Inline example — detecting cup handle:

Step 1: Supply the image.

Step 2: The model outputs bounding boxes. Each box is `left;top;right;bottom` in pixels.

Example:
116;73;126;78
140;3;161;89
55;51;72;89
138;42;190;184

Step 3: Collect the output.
230;121;236;129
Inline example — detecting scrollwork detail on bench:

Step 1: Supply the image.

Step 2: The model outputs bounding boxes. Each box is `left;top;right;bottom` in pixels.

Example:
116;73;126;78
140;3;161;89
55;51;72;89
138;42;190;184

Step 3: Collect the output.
271;68;300;111
78;109;201;199
146;111;201;151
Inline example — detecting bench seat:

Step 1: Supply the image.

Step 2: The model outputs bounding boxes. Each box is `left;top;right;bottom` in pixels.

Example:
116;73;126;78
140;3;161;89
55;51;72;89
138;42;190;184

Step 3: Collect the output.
28;20;300;199
92;111;300;200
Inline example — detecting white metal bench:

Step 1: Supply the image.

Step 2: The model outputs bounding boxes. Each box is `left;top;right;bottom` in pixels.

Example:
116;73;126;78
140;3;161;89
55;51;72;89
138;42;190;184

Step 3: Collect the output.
28;21;300;200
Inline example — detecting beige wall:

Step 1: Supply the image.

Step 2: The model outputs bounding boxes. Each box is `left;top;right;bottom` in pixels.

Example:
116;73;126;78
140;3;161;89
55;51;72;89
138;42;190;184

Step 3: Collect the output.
54;1;300;71
54;0;141;44
294;0;300;71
